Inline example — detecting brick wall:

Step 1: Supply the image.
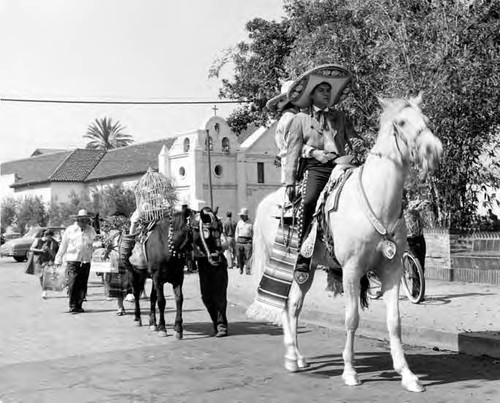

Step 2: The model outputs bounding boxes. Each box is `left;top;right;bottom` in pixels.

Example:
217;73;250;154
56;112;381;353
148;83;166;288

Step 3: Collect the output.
424;228;453;281
424;228;500;285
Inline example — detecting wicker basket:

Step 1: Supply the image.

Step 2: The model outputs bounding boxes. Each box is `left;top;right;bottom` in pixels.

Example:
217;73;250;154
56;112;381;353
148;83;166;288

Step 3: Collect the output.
134;168;177;221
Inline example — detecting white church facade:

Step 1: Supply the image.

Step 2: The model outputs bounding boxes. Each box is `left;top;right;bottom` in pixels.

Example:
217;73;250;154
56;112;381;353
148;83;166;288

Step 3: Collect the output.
159;116;280;217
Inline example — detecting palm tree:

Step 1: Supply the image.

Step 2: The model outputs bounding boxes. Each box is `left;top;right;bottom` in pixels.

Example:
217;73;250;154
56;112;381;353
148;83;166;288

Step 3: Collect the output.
84;117;134;150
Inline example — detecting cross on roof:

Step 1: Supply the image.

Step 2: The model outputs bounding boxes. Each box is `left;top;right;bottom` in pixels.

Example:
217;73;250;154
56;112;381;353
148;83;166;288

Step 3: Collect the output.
212;104;218;116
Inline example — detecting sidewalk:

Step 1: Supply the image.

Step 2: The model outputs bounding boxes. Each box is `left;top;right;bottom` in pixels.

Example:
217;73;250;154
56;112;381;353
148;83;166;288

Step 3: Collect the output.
226;268;500;359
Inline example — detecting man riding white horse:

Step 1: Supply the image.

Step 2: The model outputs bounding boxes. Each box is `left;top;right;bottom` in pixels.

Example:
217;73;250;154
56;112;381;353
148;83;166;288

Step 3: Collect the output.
284;64;366;280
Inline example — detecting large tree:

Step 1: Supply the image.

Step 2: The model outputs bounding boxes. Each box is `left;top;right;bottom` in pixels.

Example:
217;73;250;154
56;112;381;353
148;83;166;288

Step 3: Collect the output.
215;0;500;229
84;117;133;150
209;17;295;133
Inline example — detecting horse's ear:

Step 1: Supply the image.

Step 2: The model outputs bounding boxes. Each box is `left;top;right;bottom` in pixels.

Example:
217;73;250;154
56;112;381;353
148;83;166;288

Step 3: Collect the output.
410;91;423;106
376;96;390;109
214;206;219;216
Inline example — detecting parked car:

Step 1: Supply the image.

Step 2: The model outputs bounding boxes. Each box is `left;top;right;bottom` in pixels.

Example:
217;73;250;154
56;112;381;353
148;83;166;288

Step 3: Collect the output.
0;226;65;262
1;232;22;245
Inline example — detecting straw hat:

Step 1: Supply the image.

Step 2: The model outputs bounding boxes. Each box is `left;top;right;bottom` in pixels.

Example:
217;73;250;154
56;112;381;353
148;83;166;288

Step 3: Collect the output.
71;209;93;219
287;64;352;109
238;208;249;217
266;80;294;111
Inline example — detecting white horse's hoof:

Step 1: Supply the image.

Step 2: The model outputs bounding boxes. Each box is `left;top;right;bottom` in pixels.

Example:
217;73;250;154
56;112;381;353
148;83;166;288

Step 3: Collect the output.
342;372;361;386
297;357;310;369
284;357;299;373
402;377;425;392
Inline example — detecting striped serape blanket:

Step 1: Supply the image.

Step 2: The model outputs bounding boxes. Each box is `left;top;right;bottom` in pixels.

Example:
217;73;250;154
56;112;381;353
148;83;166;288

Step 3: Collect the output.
247;221;300;323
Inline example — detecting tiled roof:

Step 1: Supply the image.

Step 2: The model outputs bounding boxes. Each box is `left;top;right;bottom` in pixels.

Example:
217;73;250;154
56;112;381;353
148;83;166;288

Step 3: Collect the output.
1;151;72;188
85;139;175;181
50;149;106;181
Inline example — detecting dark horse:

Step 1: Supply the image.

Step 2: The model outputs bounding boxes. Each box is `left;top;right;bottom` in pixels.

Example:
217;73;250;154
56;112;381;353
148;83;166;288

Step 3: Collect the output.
121;207;226;339
120;211;191;339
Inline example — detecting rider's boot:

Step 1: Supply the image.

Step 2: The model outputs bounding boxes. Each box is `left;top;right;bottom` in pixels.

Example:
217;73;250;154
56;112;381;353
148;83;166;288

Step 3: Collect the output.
294;254;312;284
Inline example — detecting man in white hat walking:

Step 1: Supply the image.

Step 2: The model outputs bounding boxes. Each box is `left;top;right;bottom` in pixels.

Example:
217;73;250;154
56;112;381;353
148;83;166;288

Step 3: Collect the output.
55;209;97;313
235;208;253;275
284;64;366;279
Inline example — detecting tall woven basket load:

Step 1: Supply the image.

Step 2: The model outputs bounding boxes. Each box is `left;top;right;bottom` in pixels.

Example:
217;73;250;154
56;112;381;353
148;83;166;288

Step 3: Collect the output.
134;168;177;222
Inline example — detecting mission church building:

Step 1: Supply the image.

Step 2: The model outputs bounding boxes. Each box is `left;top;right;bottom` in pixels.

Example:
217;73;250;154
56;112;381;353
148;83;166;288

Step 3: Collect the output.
0;115;281;219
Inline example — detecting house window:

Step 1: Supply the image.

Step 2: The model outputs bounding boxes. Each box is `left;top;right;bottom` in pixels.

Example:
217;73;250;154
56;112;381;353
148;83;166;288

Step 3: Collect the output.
179;167;186;178
183;138;190;152
222;137;230;153
257;162;265;184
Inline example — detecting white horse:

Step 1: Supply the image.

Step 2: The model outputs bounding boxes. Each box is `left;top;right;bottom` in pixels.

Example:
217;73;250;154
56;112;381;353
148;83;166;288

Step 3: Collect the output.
249;93;442;392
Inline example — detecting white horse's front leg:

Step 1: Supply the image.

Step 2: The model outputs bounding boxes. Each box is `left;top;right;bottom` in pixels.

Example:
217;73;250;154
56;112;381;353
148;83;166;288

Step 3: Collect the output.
342;271;361;386
282;303;298;372
383;270;425;392
283;276;313;372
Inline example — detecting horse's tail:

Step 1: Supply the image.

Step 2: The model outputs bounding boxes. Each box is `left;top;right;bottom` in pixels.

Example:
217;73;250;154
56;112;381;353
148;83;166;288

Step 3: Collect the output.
246;189;283;324
249;195;273;291
360;274;369;309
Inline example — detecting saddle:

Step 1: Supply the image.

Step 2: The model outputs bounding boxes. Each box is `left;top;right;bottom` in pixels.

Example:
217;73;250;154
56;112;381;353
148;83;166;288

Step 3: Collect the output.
301;162;356;261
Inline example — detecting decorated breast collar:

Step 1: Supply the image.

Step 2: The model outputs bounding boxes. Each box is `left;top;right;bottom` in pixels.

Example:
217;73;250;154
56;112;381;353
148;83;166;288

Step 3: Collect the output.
357;165;401;260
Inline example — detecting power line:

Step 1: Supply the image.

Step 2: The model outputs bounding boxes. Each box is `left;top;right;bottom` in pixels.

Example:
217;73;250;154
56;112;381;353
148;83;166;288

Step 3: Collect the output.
0;97;249;105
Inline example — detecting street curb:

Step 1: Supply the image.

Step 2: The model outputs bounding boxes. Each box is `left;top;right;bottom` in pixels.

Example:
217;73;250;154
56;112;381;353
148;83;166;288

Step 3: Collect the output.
227;291;500;360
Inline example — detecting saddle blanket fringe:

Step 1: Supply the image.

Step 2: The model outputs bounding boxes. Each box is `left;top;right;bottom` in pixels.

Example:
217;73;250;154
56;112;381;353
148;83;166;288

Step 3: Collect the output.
246;222;300;324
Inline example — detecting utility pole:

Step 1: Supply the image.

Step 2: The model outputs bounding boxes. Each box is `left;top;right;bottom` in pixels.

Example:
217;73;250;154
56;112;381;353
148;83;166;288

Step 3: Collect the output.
206;129;214;209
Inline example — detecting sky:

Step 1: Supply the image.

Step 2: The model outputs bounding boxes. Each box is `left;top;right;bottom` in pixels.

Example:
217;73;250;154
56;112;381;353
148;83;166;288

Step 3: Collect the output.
0;0;285;163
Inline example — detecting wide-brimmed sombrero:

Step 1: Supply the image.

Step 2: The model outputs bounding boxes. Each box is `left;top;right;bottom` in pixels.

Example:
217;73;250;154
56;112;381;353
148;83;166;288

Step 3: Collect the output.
287;64;352;109
265;80;294;111
70;209;93;219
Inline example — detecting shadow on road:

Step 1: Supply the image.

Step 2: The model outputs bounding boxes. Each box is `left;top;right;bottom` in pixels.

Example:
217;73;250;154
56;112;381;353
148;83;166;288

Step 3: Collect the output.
183;320;284;338
301;350;500;385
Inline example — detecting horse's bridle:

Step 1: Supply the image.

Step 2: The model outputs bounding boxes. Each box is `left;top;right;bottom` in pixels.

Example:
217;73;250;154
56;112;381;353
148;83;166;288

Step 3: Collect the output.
371;104;428;167
191;209;224;267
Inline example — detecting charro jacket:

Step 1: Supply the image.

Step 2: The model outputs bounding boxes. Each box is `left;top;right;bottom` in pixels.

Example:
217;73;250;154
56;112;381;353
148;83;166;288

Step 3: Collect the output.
284;108;361;186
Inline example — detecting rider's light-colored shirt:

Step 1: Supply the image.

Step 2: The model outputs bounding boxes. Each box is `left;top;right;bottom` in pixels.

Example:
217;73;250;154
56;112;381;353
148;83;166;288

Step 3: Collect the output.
55;222;96;265
284;108;360;185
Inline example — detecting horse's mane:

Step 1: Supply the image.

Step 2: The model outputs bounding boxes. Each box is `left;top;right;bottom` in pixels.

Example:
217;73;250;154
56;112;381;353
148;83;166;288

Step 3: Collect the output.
170;211;187;232
379;97;419;127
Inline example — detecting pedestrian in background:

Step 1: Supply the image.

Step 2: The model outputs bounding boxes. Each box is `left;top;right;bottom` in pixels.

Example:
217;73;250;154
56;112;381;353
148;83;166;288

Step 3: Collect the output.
235;208;253;275
403;193;426;272
223;211;237;269
30;229;59;299
54;209;96;313
101;212;132;316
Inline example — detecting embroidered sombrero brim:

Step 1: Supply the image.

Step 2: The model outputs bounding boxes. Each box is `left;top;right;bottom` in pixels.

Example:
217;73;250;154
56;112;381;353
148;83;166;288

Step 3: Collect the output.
287;64;352;109
266;80;294;111
266;93;288;111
